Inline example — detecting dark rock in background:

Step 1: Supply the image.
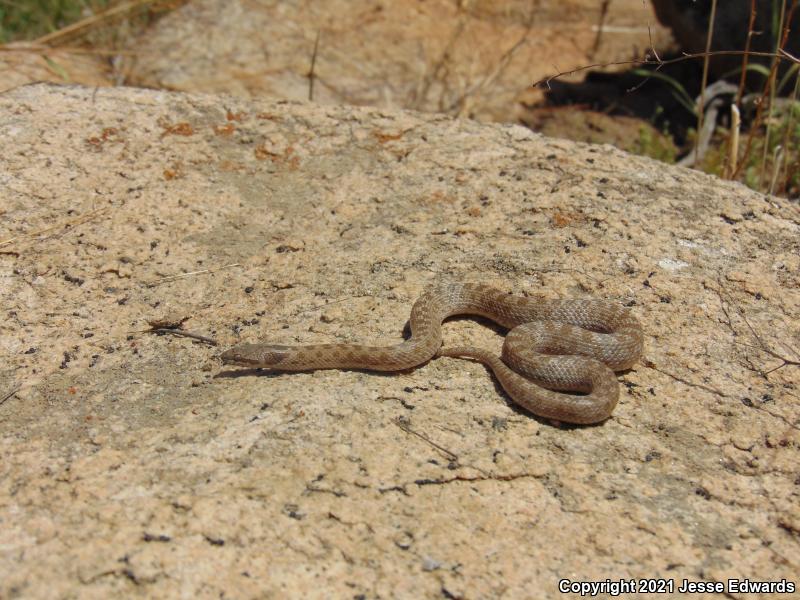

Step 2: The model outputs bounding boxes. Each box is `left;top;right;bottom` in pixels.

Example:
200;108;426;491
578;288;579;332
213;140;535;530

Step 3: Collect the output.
540;0;799;145
651;0;800;89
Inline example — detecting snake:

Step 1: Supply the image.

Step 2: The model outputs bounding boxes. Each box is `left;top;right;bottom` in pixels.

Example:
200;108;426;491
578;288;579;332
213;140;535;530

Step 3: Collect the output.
220;282;644;424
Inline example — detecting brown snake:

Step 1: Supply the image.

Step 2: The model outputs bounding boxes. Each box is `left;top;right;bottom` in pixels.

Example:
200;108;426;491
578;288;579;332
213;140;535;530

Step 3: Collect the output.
221;282;643;424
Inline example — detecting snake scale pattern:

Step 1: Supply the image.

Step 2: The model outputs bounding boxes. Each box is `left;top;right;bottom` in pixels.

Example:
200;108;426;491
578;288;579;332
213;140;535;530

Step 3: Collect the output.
221;282;644;424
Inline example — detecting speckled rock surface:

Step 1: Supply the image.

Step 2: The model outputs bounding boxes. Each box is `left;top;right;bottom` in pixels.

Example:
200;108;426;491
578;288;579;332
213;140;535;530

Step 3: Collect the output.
0;84;798;599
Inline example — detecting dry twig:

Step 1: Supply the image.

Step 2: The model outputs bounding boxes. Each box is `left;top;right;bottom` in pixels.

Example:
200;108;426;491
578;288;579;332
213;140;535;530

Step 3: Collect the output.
146;263;241;287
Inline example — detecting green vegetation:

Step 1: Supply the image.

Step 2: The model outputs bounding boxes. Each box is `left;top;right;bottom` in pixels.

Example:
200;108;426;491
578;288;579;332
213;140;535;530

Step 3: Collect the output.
0;0;111;43
742;100;799;195
632;107;679;163
697;99;799;197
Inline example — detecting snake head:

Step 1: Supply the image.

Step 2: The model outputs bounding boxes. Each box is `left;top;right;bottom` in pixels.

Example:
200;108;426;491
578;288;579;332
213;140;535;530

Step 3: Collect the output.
220;343;294;368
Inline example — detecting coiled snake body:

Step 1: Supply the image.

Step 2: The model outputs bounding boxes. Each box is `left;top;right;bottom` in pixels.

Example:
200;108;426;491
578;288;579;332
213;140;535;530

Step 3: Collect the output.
221;282;643;424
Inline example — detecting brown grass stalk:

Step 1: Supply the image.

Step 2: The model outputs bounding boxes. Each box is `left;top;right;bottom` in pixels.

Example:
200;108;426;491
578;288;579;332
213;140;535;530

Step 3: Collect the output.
695;0;718;166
